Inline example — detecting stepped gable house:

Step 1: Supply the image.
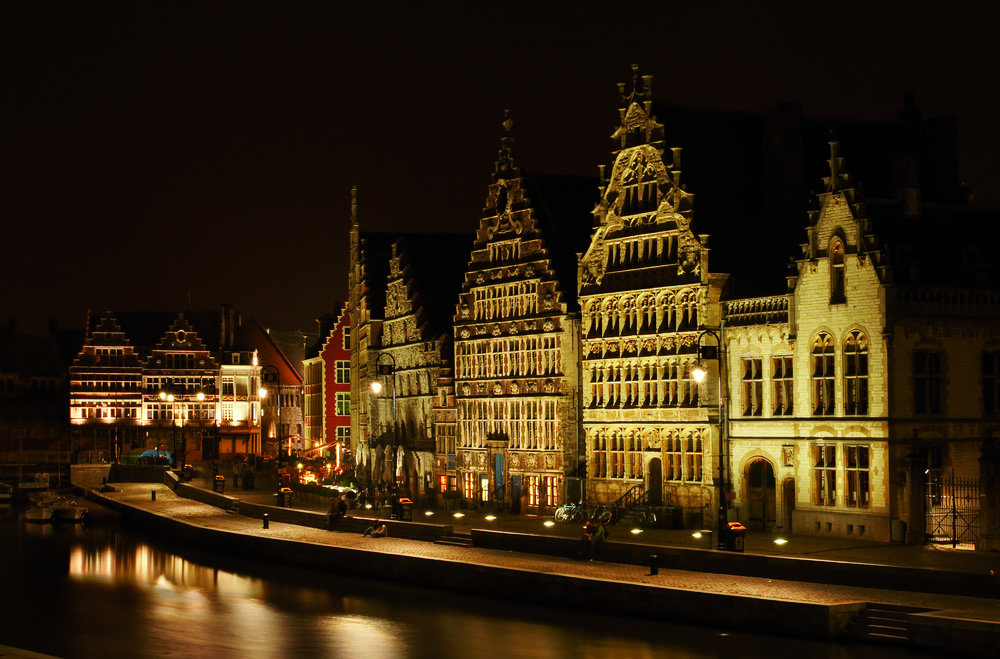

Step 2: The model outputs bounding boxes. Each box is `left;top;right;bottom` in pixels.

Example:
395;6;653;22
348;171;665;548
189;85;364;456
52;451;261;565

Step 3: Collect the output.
577;67;728;525
347;185;472;504
453;113;594;514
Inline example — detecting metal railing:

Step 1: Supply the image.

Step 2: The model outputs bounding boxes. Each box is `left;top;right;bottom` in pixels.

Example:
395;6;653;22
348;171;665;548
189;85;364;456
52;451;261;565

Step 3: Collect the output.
926;471;980;549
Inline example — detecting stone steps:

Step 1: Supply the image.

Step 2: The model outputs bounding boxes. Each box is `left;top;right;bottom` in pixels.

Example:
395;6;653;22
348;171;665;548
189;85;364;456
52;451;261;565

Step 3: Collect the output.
434;531;474;548
844;603;932;646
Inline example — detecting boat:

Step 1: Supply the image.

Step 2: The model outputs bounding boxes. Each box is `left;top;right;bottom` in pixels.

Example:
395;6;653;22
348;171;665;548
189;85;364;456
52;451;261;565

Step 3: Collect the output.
25;507;54;523
51;499;88;522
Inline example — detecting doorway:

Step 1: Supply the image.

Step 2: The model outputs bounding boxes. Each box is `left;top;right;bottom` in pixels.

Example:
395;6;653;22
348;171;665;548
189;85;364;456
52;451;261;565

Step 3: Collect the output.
782;478;795;532
647;458;663;505
746;458;776;531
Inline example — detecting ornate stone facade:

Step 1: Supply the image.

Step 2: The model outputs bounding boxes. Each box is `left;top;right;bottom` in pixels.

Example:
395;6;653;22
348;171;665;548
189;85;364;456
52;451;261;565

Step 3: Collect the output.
578;68;727;523
453;115;581;514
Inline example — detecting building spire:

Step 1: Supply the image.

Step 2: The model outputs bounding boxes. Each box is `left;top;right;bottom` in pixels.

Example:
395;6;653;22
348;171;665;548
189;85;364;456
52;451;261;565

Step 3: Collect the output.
494;109;519;181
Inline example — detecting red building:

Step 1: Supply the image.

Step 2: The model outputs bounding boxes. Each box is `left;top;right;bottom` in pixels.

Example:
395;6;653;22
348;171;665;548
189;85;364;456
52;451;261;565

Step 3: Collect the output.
303;307;351;467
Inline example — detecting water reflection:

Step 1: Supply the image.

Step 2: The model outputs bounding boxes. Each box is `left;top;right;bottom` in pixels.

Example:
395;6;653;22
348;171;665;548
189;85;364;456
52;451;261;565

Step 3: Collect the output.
0;506;928;659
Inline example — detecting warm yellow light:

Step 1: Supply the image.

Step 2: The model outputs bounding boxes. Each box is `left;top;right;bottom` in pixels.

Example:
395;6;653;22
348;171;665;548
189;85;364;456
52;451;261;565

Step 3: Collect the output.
370;380;383;394
259;388;267;398
485;515;496;521
543;520;555;527
692;532;703;538
296;463;303;469
692;364;707;383
159;391;167;400
167;394;174;402
197;392;205;401
424;511;434;516
453;512;464;518
631;528;643;535
774;538;788;545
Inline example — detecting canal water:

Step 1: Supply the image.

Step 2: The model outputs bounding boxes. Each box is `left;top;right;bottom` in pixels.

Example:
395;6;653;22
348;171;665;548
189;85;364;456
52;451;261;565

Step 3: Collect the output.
0;503;930;659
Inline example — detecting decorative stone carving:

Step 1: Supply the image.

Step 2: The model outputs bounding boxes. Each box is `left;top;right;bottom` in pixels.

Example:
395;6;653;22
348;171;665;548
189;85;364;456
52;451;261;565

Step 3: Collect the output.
460;303;471;318
509;323;519;335
462;384;471;396
510;382;520;395
493;383;503;395
542;320;555;332
525;265;535;277
460;328;470;339
527;381;537;393
476;326;487;336
492;324;502;336
543;380;555;393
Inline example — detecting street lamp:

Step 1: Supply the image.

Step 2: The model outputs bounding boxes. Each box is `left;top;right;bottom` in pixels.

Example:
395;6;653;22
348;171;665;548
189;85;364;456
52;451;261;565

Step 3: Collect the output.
370;353;399;519
692;329;728;550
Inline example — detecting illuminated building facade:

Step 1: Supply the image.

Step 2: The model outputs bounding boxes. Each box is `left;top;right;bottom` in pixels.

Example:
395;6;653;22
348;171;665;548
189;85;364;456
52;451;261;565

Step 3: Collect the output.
577;70;727;523
452;117;586;514
303;307;351;463
69;308;265;464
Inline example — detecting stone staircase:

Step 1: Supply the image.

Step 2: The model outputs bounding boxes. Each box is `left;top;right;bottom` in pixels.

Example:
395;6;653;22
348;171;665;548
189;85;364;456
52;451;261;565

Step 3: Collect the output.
844;603;930;646
434;531;474;548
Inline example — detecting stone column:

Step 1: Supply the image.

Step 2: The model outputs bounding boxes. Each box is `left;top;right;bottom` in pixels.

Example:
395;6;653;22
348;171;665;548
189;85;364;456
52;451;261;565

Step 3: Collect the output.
979;431;1000;552
904;431;927;545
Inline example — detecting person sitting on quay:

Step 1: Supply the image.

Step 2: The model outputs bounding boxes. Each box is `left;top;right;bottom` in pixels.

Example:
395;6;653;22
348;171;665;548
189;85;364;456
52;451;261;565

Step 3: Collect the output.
363;521;388;538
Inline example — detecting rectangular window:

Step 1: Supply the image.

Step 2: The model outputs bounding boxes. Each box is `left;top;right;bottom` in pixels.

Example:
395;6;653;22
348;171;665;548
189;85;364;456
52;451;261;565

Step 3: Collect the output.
222;377;235;397
772;356;793;415
742;358;763;416
914;350;942;415
527;475;539;507
543;475;557;507
336;360;350;384
336;392;350;416
812;336;835;415
844;331;869;415
336;426;350;444
684;432;703;483
343;327;351;350
984;352;1000;415
813;444;836;505
845;445;869;508
222;403;234;422
462;472;476;500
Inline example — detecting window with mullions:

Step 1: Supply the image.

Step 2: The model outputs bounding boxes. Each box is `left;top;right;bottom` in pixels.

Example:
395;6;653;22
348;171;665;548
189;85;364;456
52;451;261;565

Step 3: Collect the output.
772;356;793;415
845;445;870;508
336;392;350;416
812;333;835;415
984;352;1000;415
336;360;350;384
813;444;836;505
830;239;846;304
843;330;869;415
914;350;943;415
742;358;763;416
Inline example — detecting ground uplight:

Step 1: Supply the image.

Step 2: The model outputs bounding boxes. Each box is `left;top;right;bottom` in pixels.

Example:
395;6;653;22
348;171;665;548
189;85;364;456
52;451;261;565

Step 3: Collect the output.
774;538;788;545
424;511;435;517
543;521;555;527
453;512;465;518
630;528;643;535
485;515;496;521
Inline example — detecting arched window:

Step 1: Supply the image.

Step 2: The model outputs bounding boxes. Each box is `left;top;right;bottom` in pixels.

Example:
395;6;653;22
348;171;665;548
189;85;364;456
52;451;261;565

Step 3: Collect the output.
844;330;869;415
830;238;846;304
812;333;836;415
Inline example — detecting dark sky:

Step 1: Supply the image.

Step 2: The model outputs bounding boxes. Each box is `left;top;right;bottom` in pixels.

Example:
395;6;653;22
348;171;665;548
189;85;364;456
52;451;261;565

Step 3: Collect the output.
5;1;998;335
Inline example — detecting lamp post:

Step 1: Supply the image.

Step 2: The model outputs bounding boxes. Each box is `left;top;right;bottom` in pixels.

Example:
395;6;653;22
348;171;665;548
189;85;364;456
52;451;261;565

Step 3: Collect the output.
370;353;398;519
159;384;203;474
692;330;727;550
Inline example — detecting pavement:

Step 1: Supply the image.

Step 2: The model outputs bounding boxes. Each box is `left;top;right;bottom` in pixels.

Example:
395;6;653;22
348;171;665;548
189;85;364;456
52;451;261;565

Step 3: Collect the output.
94;478;1000;625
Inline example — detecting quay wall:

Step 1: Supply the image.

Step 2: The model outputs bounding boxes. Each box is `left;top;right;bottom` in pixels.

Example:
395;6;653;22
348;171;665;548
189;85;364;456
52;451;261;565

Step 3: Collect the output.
83;489;854;640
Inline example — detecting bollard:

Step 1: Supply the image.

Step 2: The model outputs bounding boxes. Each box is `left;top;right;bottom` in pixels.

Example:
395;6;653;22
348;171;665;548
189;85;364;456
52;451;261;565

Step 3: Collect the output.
262;513;269;529
650;554;658;576
151;490;156;502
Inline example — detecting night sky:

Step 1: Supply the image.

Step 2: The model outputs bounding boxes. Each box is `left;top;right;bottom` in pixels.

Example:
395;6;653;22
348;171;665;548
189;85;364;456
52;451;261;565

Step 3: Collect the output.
6;2;997;335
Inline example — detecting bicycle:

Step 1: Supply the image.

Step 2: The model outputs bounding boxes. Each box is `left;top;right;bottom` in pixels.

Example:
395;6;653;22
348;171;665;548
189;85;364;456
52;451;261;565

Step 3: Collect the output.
554;501;589;523
591;503;616;525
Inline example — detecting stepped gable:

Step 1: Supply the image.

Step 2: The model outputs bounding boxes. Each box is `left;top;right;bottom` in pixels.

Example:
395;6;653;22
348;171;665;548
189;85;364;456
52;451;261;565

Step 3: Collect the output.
388;232;473;339
72;314;144;369
357;232;397;322
86;310;226;357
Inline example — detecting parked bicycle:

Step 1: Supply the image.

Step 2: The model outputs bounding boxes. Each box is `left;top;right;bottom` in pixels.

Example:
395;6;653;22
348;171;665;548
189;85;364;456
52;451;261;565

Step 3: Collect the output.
591;503;617;525
554;500;589;523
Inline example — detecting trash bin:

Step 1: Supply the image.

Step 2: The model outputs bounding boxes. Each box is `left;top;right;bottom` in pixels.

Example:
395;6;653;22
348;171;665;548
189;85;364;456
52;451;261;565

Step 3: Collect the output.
280;487;293;508
212;475;225;493
398;498;413;521
727;522;746;552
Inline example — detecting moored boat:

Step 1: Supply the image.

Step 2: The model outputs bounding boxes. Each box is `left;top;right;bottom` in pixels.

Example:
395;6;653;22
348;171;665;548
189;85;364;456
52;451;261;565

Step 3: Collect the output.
25;507;54;523
52;499;88;522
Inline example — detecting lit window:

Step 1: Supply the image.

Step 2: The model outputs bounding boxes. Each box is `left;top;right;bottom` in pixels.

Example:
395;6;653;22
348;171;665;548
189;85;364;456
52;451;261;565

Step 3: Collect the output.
336;361;350;384
772;356;793;415
742;358;763;416
336;392;350;416
843;330;869;415
813;444;836;505
845;445;869;508
812;333;835;415
830;238;846;304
